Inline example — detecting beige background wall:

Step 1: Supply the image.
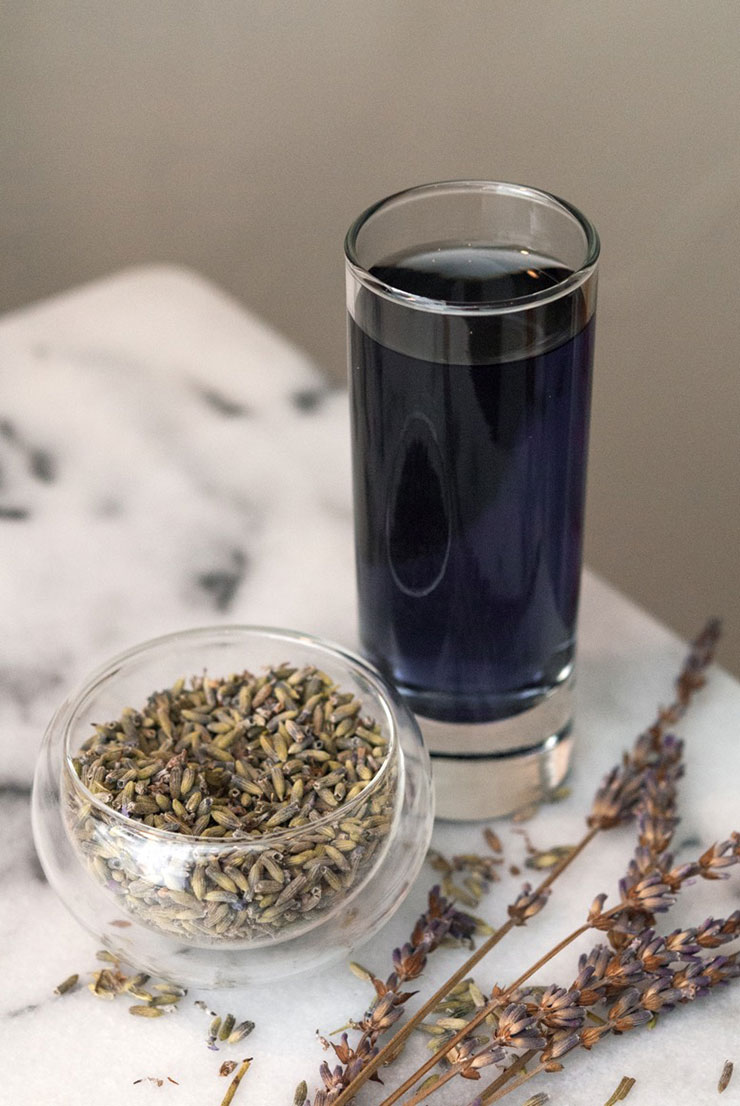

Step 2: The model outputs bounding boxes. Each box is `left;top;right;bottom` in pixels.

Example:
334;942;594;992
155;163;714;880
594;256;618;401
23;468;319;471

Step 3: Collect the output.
2;1;739;674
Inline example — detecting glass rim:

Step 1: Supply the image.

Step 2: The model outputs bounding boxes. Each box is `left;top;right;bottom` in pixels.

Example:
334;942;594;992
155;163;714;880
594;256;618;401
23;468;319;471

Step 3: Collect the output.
344;179;600;316
59;623;400;848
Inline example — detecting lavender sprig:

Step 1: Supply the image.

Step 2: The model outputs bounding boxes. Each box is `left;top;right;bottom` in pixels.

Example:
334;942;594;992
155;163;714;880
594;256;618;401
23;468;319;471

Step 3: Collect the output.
307;886;477;1106
424;853;740;1106
588;620;721;836
470;944;740;1105
393;833;739;1106
314;622;721;1106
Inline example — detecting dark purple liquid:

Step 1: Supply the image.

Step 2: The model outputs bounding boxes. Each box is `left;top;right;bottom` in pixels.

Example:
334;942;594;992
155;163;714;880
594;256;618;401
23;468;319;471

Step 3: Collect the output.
349;245;595;722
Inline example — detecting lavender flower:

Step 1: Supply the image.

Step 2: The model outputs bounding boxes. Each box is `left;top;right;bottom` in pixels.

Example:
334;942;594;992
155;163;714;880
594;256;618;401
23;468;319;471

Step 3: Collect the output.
697;840;739;881
305;884;482;1106
542;1030;581;1062
494;1004;546;1051
620;873;675;914
606;988;653;1033
530;985;585;1031
508;883;551;926
639;974;678;1012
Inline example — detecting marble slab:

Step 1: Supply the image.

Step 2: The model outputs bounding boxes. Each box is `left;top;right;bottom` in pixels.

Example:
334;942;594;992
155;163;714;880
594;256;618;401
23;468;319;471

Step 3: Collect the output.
1;266;739;1105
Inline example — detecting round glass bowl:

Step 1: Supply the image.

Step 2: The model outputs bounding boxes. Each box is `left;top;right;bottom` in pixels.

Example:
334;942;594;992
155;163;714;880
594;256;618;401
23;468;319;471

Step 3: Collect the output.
32;626;433;986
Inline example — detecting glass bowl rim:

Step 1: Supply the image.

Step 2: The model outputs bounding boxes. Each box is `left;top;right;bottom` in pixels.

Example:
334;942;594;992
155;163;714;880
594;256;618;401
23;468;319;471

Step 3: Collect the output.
60;624;401;850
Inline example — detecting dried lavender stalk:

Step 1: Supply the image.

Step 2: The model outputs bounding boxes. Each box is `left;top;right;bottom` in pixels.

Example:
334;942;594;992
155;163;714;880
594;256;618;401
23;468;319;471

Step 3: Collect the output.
472;945;740;1105
378;630;726;1106
307;887;480;1106
419;839;740;1104
401;837;740;1106
434;915;740;1106
317;622;720;1106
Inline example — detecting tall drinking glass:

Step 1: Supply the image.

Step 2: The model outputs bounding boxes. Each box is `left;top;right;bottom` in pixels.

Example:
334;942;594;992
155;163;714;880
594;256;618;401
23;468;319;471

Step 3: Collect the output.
345;181;599;819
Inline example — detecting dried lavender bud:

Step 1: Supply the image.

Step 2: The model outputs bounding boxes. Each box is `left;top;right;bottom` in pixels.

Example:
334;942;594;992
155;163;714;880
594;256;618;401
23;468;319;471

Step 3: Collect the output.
227;1020;255;1045
588;893;609;926
698;840;739;881
718;1061;734;1094
494;1003;546;1051
663;927;701;960
542;1030;581;1061
670;961;711;1002
603;949;644;993
461;1044;505;1073
620;873;675;914
534;985;586;1031
294;1079;308;1105
349;962;374;983
704;954;740;987
588;764;644;830
54;973;79;995
607;989;652;1032
629;930;674;971
508;883;550;925
639;975;678;1013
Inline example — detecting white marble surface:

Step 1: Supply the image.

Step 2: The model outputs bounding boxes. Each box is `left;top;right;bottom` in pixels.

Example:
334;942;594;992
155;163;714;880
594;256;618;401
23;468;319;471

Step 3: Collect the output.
1;266;739;1105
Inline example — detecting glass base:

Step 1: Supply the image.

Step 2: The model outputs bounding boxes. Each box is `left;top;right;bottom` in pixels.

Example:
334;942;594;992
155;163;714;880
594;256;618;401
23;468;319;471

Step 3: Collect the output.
419;676;574;820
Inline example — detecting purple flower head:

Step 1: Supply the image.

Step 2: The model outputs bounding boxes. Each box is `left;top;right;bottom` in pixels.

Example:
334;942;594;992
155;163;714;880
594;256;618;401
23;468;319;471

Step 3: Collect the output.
705;954;740;986
494;1003;546;1051
608;988;653;1032
537;985;585;1030
543;1030;581;1061
629;930;673;971
664;926;701;960
672;961;711;1001
464;1045;505;1072
508;883;550;926
624;873;674;914
640;974;678;1012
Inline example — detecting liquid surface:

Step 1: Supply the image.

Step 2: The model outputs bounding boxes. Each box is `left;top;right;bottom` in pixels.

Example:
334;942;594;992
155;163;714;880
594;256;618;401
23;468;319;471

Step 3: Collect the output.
350;244;595;723
371;244;570;304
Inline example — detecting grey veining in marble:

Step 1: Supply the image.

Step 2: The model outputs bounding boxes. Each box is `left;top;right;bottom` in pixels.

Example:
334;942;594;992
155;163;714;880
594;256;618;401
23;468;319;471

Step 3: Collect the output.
1;267;739;1105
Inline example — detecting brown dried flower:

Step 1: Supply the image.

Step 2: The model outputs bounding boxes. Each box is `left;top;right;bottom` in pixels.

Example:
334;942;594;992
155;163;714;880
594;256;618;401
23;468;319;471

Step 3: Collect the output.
508;884;551;926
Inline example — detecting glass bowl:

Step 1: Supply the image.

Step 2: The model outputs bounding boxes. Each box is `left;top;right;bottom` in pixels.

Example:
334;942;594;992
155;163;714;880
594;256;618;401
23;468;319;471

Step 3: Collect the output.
32;626;433;986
